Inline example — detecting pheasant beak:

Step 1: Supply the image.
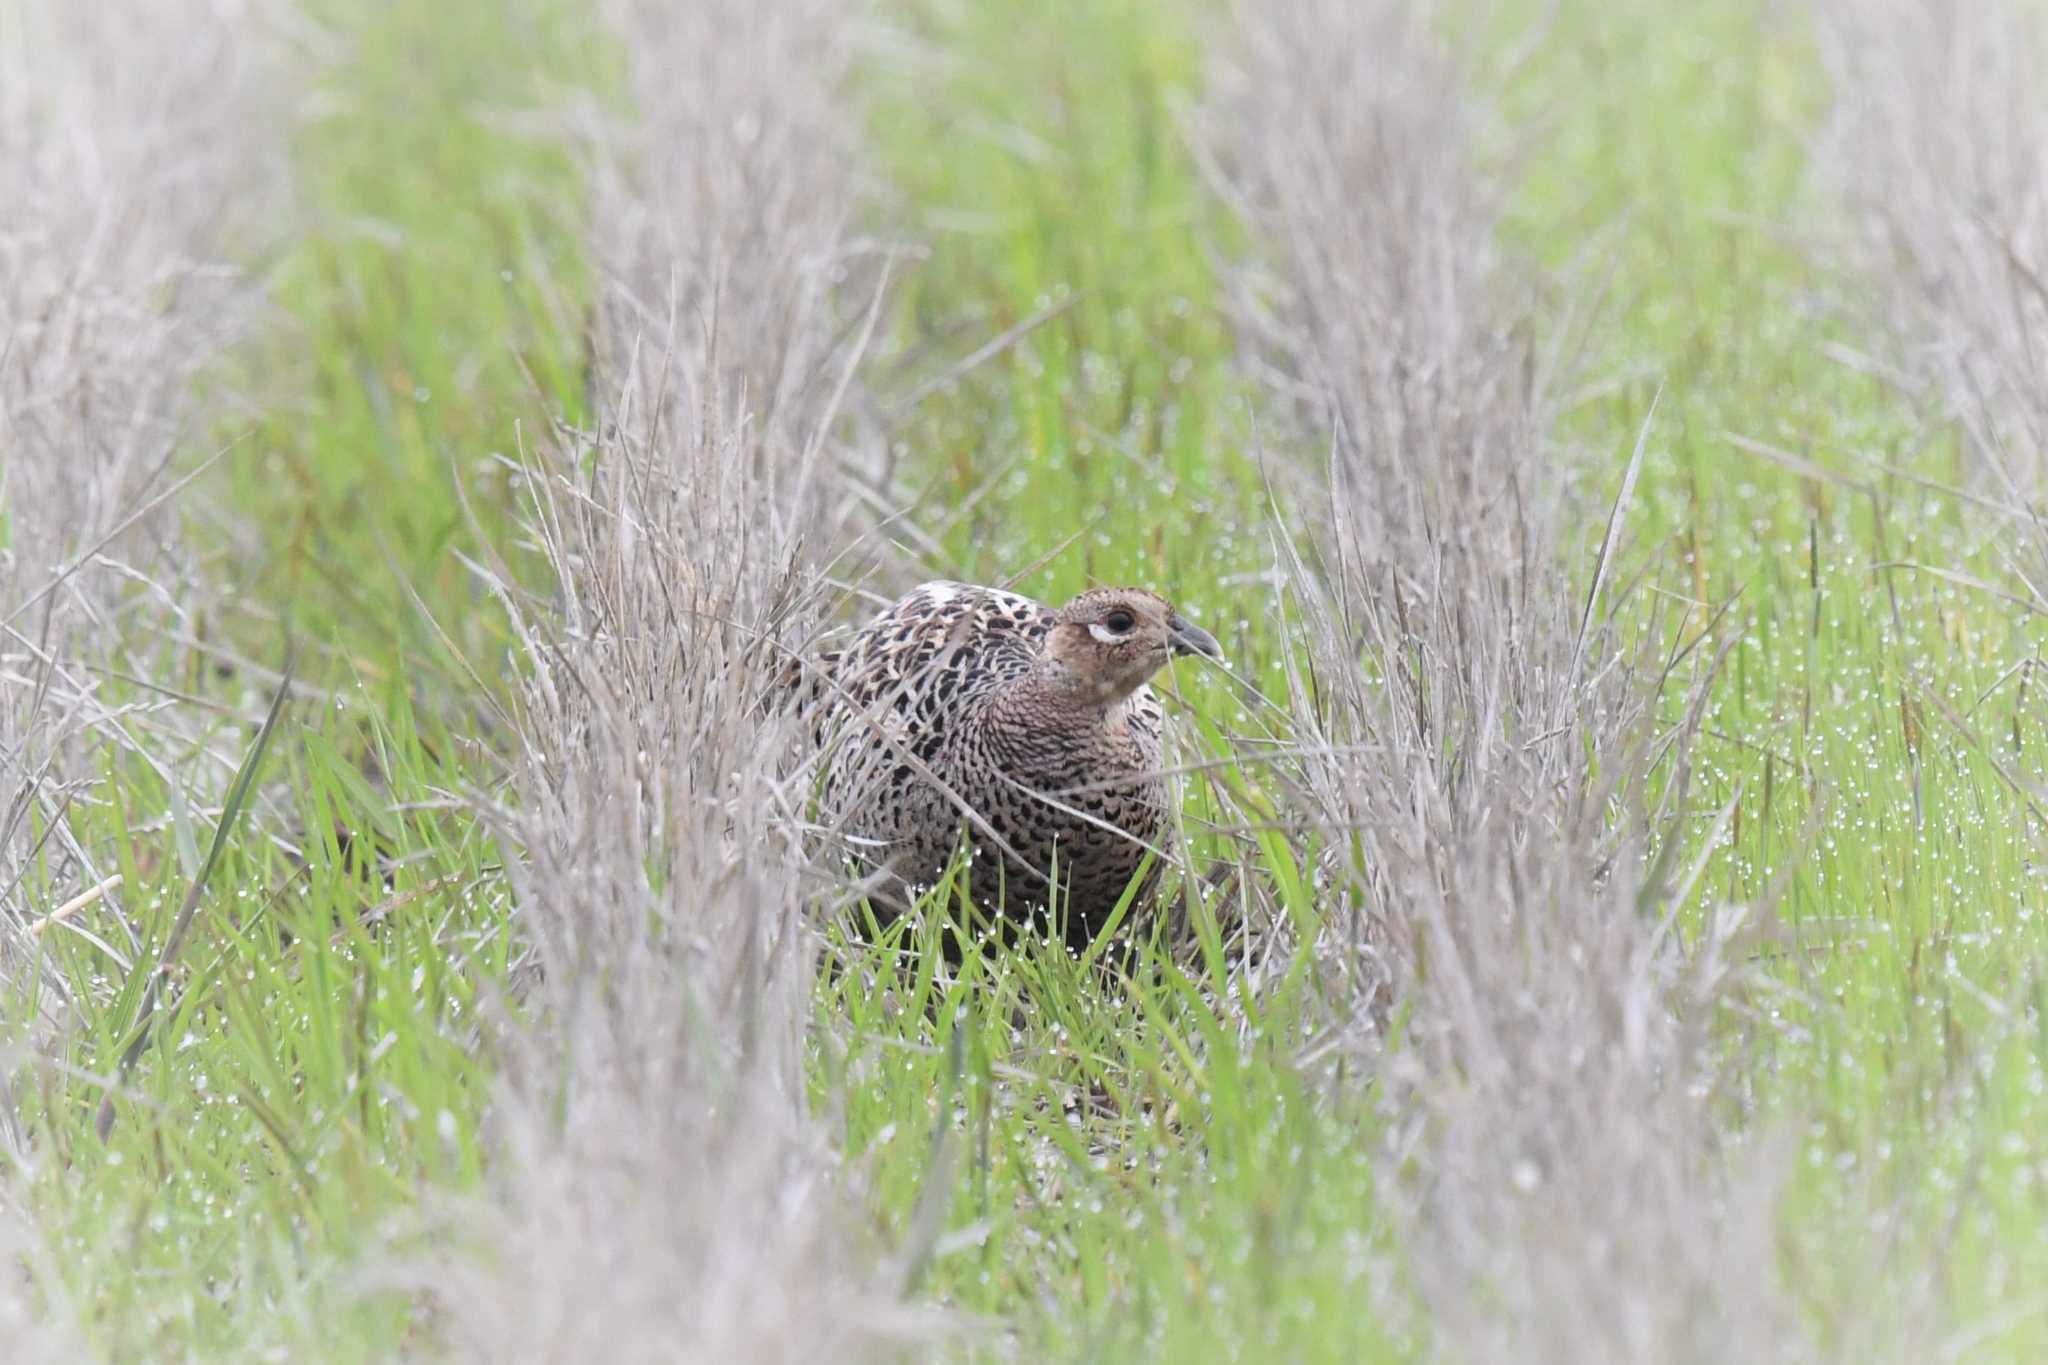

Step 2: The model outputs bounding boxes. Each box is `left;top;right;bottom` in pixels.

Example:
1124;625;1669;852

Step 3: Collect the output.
1167;614;1223;662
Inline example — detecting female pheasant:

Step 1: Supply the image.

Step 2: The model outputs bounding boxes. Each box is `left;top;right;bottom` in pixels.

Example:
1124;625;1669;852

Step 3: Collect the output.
809;581;1221;946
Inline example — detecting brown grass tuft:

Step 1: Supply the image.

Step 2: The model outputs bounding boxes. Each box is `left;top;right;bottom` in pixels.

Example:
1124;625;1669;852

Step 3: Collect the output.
0;0;294;1348
1;0;287;955
1815;0;2048;505
1201;1;1801;1357
416;2;935;1359
0;0;289;1082
1818;0;2039;501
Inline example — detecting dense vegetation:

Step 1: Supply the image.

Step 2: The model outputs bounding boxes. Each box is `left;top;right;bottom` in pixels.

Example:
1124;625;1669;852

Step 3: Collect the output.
5;1;2046;1359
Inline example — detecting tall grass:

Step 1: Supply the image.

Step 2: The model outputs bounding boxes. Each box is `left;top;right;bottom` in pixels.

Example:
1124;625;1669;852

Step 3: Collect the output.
1203;1;1799;1357
0;0;294;1354
0;0;288;960
0;0;289;1115
1806;1;2048;1347
411;1;933;1358
9;0;2048;1357
1817;0;2048;500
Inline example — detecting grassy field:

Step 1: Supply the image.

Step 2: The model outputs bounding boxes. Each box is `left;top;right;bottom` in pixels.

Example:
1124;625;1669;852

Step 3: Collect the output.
6;0;2048;1360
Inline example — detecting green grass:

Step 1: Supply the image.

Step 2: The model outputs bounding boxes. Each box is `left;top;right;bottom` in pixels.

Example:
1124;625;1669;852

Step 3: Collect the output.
1497;0;2048;1351
226;0;604;672
814;899;1407;1361
854;0;2048;1356
853;9;1403;1352
870;0;1268;633
11;2;602;1357
16;0;2048;1358
19;698;507;1358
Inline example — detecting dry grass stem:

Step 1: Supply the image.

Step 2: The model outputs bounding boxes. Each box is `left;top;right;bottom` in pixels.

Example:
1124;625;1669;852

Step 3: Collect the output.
1816;0;2048;532
1;0;290;993
419;2;935;1359
1202;1;1801;1357
0;0;293;1348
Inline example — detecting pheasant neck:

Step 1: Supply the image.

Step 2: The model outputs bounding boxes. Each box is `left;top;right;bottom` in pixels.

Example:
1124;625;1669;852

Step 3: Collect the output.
986;668;1131;749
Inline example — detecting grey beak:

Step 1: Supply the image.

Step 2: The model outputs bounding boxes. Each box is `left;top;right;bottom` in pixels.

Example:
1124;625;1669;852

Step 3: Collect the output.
1168;614;1223;662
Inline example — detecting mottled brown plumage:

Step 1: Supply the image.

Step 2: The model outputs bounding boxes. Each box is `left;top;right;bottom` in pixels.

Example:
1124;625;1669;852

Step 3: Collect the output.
809;581;1221;946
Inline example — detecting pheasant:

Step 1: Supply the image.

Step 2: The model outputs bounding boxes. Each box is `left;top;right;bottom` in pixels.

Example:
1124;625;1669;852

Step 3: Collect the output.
805;581;1222;947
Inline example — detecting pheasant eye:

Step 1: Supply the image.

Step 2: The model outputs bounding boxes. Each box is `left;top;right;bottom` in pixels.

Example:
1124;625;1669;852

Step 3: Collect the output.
1103;610;1136;634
